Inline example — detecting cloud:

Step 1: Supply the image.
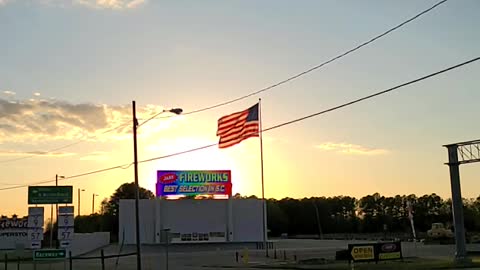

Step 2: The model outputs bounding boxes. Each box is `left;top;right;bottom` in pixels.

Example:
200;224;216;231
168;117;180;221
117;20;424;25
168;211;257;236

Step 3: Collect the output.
3;91;16;97
0;0;147;9
0;98;173;143
126;0;145;8
0;149;74;157
314;142;388;156
75;0;146;9
79;151;110;161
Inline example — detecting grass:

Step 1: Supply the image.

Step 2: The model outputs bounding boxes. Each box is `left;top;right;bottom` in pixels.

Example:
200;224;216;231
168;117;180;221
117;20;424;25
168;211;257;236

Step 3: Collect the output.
256;258;480;270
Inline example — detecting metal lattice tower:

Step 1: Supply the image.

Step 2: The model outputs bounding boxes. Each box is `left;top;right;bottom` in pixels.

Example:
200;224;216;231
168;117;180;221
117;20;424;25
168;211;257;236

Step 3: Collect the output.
444;139;480;263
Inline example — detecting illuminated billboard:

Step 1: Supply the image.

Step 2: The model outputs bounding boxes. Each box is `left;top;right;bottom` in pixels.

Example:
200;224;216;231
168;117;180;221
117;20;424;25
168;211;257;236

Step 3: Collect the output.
156;170;232;196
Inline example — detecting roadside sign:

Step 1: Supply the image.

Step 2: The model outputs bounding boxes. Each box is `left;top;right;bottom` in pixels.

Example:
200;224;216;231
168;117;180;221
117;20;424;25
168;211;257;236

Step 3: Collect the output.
58;206;74;247
33;249;66;260
58;206;74;215
59;241;70;248
350;245;374;261
28;207;44;216
28;207;44;249
378;242;402;260
27;216;44;227
58;227;74;240
28;186;73;204
348;242;402;263
28;227;44;241
31;241;41;249
28;207;44;228
59;215;74;227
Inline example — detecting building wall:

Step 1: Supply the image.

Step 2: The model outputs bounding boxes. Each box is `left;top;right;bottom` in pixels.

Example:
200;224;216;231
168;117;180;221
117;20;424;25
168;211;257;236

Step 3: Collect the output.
0;232;109;255
70;232;110;256
163;199;227;234
119;199;156;245
0;236;29;250
232;199;264;242
119;198;263;244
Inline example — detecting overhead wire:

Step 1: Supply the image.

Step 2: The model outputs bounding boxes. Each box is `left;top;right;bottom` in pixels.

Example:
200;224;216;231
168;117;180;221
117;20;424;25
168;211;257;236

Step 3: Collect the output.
0;0;448;163
157;0;449;118
1;55;477;191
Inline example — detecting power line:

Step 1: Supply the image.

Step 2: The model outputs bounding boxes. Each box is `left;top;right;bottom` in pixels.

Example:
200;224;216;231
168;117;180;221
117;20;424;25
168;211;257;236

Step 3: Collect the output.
0;178;55;191
138;143;218;164
137;110;168;128
264;57;480;131
0;163;133;190
165;0;449;117
1;55;477;192
64;163;133;180
0;0;447;163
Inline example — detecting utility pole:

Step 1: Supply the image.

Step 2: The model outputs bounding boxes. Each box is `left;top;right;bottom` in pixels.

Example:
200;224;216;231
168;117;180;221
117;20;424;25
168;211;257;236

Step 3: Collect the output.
312;201;323;240
129;102;182;270
133;101;142;270
92;194;98;214
49;174;59;248
78;189;85;216
50;174;64;247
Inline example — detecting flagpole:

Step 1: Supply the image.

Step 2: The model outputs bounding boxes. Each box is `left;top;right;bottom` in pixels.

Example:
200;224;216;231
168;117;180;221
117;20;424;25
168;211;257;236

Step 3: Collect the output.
258;98;268;257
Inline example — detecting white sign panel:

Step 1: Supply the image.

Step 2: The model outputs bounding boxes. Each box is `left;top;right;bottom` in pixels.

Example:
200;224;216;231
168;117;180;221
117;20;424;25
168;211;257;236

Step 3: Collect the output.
31;241;41;249
28;207;44;228
27;216;44;228
58;206;74;215
58;227;74;240
27;207;44;250
59;216;74;227
58;206;74;247
28;207;44;216
28;227;44;241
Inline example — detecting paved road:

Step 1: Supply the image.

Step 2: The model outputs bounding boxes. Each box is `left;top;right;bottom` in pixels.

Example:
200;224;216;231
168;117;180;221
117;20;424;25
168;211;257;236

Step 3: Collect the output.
4;240;480;270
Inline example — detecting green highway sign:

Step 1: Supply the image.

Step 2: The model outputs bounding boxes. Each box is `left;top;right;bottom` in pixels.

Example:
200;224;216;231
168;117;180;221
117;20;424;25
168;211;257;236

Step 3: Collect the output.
33;249;66;260
28;186;73;204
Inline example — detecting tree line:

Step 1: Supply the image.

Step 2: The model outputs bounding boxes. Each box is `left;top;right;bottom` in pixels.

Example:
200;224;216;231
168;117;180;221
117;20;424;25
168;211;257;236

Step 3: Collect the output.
266;193;480;237
72;183;480;240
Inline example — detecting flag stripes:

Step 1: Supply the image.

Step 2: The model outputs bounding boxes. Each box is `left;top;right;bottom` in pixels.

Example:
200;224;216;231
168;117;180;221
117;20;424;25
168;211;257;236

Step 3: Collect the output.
217;104;259;148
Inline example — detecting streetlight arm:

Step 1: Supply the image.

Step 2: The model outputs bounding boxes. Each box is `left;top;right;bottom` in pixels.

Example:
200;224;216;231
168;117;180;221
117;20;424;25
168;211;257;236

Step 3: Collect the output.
137;108;183;128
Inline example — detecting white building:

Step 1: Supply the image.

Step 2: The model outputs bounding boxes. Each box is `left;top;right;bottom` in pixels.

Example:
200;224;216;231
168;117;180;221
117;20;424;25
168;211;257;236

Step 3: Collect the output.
119;198;264;244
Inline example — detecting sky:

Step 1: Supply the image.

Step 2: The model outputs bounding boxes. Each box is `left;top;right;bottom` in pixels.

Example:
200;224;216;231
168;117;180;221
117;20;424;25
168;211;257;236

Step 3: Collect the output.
0;0;479;216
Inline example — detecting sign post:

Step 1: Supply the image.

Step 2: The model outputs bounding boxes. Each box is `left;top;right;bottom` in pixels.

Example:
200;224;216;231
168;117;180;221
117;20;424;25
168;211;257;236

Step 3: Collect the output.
58;206;74;248
28;207;44;249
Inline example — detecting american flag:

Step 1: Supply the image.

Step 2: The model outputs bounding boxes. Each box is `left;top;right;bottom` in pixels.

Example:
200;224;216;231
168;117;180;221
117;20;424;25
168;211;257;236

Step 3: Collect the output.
217;103;259;149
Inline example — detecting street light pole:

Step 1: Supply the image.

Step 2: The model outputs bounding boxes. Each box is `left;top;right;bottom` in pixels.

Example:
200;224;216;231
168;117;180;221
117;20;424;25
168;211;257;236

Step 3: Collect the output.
133;100;142;270
50;174;64;248
312;201;323;240
78;189;85;216
50;203;53;248
92;194;98;214
131;101;182;270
